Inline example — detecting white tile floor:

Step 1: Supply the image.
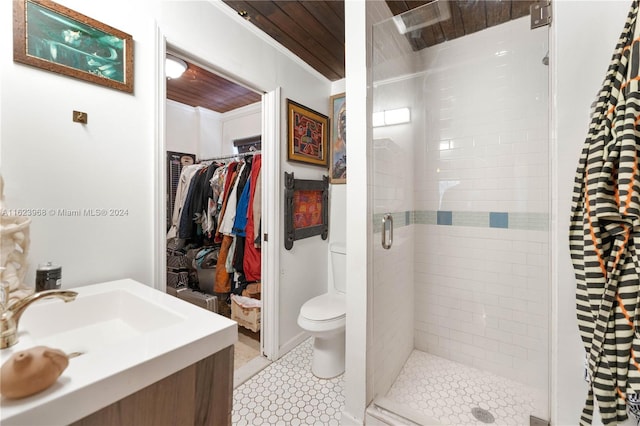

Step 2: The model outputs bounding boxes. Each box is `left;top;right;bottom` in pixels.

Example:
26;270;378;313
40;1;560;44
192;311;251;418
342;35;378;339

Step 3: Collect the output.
233;341;542;425
383;350;543;425
232;338;345;425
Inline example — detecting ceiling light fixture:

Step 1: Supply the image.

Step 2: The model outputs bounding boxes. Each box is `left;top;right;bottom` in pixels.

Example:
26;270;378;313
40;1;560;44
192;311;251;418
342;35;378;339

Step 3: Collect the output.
392;0;451;35
166;55;187;79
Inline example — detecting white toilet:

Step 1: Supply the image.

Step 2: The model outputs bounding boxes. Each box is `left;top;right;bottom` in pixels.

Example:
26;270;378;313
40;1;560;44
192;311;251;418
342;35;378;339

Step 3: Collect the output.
297;242;346;379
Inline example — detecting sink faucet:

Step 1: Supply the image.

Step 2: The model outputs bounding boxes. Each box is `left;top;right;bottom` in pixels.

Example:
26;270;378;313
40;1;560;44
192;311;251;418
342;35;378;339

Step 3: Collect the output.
0;288;78;349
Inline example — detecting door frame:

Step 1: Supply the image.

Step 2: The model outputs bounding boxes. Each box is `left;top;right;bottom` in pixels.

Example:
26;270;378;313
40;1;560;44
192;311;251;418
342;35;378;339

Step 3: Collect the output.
260;88;280;361
154;27;279;361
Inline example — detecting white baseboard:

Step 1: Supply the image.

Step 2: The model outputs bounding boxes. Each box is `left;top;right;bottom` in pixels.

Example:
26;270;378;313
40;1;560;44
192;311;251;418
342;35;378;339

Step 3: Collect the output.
340;410;364;425
233;356;271;389
278;331;310;358
368;397;440;425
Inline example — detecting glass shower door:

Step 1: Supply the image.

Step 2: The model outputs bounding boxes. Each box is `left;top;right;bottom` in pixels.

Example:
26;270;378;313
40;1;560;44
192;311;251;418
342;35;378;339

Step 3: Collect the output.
371;1;550;423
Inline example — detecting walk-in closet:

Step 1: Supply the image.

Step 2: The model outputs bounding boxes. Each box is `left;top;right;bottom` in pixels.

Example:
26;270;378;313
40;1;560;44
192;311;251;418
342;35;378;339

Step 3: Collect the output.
163;52;266;376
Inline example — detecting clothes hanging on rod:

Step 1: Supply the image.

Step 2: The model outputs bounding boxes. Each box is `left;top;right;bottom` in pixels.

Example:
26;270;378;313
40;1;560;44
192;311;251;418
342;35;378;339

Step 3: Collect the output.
243;154;262;281
167;163;203;240
166;153;262;302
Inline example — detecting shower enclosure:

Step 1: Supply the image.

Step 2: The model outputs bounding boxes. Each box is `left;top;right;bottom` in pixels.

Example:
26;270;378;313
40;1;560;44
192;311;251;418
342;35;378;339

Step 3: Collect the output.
370;2;550;424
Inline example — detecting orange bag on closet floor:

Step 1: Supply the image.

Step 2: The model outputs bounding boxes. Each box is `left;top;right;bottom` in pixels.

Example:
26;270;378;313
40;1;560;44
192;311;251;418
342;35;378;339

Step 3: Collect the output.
214;235;233;293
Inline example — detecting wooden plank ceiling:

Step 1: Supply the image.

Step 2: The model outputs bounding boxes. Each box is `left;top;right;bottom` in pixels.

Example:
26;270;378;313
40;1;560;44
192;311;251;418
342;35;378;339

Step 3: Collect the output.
222;0;536;81
168;1;536;113
386;0;535;51
222;0;345;81
166;60;261;113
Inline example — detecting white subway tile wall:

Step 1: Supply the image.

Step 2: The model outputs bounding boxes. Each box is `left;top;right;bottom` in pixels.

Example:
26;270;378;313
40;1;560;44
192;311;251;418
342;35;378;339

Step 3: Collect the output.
371;9;421;398
372;223;415;396
416;17;549;214
415;224;550;390
372;12;549;418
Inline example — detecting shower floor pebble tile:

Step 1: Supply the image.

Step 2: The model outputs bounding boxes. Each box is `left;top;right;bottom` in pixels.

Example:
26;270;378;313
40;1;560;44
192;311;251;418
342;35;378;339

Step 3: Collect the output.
384;350;542;425
232;338;344;425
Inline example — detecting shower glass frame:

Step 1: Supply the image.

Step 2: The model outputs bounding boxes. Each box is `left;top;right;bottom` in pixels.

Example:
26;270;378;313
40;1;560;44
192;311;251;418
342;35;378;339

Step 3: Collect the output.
370;1;551;423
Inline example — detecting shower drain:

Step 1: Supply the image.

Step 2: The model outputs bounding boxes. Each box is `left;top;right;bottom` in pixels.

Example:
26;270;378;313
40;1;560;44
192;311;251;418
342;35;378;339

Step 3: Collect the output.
471;407;495;424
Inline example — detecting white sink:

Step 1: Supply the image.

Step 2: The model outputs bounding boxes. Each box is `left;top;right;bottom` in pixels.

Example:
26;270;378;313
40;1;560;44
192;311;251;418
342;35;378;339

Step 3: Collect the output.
0;279;237;426
21;288;185;355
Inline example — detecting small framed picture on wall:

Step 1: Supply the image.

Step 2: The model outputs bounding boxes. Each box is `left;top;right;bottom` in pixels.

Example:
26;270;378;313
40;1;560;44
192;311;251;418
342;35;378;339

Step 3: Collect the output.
329;93;346;184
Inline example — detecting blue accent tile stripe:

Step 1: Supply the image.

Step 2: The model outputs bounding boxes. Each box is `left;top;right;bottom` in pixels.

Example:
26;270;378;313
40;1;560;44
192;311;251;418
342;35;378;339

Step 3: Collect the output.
413;210;437;225
374;210;548;231
372;211;412;233
508;212;549;231
489;212;508;229
436;211;452;225
452;211;489;228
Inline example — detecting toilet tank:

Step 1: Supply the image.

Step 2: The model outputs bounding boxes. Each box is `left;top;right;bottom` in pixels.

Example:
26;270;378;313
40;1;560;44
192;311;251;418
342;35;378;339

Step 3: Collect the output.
330;242;346;293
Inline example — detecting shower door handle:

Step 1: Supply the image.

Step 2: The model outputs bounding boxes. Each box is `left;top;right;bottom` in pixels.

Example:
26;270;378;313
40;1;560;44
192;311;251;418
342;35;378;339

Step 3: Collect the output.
382;214;393;250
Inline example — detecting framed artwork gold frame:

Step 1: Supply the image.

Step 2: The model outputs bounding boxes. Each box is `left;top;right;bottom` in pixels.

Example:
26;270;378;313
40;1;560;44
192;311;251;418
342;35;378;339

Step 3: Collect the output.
13;0;134;93
329;92;346;184
287;99;329;167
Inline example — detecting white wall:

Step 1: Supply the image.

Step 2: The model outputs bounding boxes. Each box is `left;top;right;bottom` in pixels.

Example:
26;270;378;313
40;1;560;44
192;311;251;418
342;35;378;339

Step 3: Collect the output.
220;102;261;155
198;106;223;159
166;99;261;160
1;0;331;357
166;100;200;155
1;0;157;288
553;1;632;425
343;1;373;424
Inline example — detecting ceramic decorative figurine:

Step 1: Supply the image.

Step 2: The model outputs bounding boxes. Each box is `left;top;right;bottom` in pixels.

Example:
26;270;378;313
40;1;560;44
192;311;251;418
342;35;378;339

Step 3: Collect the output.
0;346;69;399
0;175;34;303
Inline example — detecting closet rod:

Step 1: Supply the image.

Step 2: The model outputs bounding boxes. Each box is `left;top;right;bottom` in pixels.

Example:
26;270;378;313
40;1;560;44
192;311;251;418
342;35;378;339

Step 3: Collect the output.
198;150;261;163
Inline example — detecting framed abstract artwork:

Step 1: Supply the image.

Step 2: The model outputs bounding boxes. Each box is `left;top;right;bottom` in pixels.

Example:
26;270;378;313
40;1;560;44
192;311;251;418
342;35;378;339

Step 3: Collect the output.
13;0;134;93
287;99;329;167
284;172;329;250
329;92;346;184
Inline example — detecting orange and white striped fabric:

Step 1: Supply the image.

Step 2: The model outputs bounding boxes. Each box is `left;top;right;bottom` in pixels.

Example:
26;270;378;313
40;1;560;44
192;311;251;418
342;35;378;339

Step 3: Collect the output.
570;1;640;424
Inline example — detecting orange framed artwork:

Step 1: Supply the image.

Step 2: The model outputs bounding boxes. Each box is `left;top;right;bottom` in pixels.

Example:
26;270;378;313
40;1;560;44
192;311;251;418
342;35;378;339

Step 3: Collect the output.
284;172;329;250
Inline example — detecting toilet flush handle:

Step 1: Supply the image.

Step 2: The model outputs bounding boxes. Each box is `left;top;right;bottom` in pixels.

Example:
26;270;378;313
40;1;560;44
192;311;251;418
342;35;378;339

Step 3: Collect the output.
382;214;393;250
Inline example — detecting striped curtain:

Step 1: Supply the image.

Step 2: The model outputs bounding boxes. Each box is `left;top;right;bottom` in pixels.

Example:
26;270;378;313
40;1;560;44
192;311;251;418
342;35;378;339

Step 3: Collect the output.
570;1;640;424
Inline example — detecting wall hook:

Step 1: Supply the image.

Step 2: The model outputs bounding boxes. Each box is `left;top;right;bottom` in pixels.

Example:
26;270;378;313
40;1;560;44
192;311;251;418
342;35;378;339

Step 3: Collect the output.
73;110;87;124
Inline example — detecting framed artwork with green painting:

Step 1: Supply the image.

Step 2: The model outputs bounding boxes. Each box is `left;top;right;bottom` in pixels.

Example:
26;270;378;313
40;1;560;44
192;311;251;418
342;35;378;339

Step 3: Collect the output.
13;0;134;93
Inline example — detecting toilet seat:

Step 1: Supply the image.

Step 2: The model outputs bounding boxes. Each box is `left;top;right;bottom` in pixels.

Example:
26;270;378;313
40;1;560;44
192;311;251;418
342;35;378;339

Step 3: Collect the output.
298;293;345;333
300;293;345;321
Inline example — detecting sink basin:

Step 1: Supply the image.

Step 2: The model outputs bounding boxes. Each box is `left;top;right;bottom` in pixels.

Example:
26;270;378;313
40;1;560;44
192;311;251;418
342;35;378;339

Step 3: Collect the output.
20;288;185;356
0;279;237;425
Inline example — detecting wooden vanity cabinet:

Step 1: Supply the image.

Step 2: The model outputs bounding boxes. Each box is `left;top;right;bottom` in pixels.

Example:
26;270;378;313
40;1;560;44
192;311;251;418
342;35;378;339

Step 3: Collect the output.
71;345;233;426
